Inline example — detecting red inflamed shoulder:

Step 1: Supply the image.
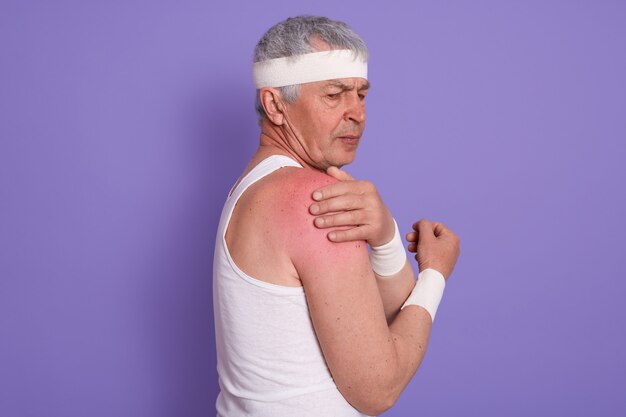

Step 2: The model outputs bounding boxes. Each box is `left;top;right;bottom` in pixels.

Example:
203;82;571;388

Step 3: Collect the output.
266;168;367;275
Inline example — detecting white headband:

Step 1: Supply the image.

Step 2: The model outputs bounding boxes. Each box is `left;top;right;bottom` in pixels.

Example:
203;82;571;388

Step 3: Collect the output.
252;49;368;88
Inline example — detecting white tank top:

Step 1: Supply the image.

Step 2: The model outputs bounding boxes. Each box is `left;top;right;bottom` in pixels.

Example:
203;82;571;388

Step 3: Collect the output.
212;155;369;417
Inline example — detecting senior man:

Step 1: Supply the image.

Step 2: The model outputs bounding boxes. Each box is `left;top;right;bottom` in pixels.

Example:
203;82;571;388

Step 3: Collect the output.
213;16;460;417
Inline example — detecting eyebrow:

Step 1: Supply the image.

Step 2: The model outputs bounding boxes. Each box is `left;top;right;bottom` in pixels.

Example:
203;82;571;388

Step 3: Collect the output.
326;80;371;91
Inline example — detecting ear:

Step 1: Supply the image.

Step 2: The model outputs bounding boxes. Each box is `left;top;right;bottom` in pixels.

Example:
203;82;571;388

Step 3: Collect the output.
259;88;287;125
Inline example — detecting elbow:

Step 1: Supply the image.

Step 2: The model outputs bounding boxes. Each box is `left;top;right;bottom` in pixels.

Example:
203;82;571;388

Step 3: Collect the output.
350;389;398;416
369;392;398;416
336;344;414;415
342;377;402;416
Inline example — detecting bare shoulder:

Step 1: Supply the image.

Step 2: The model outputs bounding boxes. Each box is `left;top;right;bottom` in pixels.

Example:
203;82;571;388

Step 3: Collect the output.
243;167;336;227
263;167;366;260
232;165;331;212
262;166;339;205
241;165;367;272
227;166;355;284
225;166;332;285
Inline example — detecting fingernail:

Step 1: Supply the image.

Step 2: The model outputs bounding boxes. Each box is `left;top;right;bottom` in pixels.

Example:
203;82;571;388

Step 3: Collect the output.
312;191;322;201
310;204;319;214
328;232;336;241
315;217;324;226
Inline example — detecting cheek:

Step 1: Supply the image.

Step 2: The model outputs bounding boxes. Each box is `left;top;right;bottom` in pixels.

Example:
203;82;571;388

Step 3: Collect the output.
310;99;342;131
297;106;325;137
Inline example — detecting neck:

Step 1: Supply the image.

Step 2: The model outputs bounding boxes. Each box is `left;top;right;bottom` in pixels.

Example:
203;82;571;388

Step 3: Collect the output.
257;118;322;171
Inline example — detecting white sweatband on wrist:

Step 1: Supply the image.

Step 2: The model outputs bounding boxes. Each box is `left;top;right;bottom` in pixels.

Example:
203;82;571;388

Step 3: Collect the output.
401;268;446;322
252;49;368;88
369;219;407;276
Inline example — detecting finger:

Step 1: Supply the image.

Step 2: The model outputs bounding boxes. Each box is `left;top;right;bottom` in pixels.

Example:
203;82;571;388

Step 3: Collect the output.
413;218;432;231
412;219;427;231
416;219;435;242
327;227;368;243
432;221;457;239
312;179;368;201
406;231;418;242
433;224;460;246
314;210;362;229
430;221;443;236
326;166;355;181
407;242;417;252
310;194;361;215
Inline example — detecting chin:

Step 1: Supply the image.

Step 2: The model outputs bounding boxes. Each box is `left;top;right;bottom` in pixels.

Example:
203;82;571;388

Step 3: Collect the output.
331;153;356;168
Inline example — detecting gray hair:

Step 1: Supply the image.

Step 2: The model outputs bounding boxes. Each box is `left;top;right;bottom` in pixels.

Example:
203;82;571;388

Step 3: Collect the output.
253;16;369;121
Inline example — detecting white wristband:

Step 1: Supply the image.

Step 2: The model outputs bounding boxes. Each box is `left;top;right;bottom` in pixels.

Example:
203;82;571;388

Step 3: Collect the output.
369;219;407;276
401;268;446;322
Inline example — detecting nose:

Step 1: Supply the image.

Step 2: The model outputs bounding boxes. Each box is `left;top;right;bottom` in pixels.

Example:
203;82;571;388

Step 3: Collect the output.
344;91;365;124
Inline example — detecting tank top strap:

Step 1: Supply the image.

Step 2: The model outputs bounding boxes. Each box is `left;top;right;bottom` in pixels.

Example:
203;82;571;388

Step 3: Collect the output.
227;154;302;203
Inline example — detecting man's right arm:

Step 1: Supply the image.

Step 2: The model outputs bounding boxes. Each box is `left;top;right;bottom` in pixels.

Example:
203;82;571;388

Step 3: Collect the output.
284;172;460;416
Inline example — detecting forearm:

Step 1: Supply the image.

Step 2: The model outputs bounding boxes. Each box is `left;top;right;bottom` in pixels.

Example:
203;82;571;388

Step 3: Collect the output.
375;259;415;323
384;304;433;403
345;301;434;415
371;265;449;409
332;277;436;416
379;267;448;405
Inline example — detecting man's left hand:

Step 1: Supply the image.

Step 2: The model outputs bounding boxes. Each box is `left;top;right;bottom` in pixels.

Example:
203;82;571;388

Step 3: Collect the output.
309;167;395;247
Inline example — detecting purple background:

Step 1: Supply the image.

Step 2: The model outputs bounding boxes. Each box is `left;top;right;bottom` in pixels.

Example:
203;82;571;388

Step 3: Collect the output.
1;1;625;416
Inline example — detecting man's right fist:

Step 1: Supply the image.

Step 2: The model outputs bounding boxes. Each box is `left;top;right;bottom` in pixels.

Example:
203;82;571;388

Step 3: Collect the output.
406;219;460;280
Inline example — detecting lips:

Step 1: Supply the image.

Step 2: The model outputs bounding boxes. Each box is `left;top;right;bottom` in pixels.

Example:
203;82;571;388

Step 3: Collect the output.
337;135;360;145
336;133;361;142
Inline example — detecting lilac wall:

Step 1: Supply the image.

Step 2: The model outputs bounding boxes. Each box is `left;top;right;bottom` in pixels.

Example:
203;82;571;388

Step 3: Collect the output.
1;1;625;416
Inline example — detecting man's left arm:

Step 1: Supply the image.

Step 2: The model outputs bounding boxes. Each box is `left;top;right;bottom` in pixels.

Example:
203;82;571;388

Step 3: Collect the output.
309;167;415;322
